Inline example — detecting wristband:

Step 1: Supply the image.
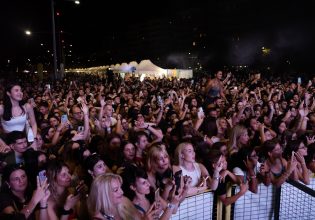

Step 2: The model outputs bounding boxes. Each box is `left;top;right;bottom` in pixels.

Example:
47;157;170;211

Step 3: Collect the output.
213;176;220;180
39;205;48;209
167;203;176;210
60;208;73;215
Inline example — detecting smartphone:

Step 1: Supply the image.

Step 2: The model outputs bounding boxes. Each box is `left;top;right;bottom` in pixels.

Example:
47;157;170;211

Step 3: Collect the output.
155;188;160;202
45;84;51;90
297;77;302;84
38;170;47;186
211;136;220;143
157;96;163;106
61;114;68;123
77;126;84;132
174;170;182;195
234;86;238;90
73;180;84;196
197;107;204;118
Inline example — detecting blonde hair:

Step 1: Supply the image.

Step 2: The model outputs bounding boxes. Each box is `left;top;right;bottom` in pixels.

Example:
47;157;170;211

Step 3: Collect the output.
146;144;169;172
174;142;192;166
227;125;248;154
88;173;121;216
88;173;140;219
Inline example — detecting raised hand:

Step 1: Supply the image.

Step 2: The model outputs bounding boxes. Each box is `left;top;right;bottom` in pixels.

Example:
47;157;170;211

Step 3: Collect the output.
306;135;315;145
0;143;11;154
294;152;306;165
287;152;298;174
244;156;255;171
81;102;89;115
214;155;224;173
33;176;50;204
143;202;157;220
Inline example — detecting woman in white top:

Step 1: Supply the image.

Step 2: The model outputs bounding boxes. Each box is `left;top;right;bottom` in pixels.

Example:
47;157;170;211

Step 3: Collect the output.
232;146;260;193
0;82;37;151
173;142;220;196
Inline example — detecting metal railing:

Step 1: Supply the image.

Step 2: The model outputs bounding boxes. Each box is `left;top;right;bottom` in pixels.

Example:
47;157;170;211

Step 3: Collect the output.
168;177;315;220
279;179;315;220
170;190;214;220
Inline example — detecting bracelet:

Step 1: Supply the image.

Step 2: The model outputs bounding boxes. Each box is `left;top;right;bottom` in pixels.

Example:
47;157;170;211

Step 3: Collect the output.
213;176;220;180
250;175;256;179
39;205;48;209
147;124;150;129
167;203;176;210
60;207;73;215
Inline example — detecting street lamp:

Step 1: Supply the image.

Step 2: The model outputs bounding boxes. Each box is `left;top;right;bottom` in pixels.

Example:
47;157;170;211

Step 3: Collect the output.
51;0;80;80
51;0;58;80
25;30;32;36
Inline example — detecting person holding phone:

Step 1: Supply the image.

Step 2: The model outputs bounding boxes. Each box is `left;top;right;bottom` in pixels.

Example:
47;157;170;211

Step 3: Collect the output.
260;139;297;187
208;150;248;206
173;142;220;196
122;166;179;218
283;139;310;185
0;164;50;220
46;160;88;220
231;146;260;193
146;144;179;201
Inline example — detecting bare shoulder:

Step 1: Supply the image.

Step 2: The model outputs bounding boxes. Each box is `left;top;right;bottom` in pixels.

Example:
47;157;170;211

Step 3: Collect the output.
24;103;31;110
0;104;4;115
172;165;181;173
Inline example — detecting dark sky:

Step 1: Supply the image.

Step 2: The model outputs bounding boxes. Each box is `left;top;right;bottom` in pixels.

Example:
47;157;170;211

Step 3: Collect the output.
1;0;315;72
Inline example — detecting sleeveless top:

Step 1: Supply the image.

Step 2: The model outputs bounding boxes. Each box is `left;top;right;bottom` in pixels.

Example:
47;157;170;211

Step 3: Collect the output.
134;204;146;214
208;87;220;98
1;111;27;133
270;160;286;178
180;162;202;187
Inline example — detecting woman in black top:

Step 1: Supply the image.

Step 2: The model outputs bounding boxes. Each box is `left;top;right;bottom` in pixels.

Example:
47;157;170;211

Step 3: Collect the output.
0;164;50;220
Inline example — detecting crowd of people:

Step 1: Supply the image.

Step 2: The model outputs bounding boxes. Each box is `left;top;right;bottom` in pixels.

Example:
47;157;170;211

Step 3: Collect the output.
0;70;314;220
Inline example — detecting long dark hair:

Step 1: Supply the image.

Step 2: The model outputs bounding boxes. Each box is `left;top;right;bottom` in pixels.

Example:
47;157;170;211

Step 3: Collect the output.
3;82;25;121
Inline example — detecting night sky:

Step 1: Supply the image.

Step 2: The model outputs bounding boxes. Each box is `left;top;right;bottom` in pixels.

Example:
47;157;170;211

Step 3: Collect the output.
1;0;315;73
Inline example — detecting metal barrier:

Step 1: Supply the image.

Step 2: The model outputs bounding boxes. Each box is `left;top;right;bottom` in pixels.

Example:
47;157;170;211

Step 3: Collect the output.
170;190;214;220
230;178;315;220
232;184;277;220
279;178;315;220
168;177;315;220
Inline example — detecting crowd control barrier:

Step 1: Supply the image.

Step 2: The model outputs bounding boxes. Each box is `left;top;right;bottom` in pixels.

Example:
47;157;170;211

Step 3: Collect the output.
168;177;315;220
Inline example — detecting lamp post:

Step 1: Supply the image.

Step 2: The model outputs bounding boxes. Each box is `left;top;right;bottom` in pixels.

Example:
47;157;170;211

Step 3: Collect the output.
51;0;58;80
50;0;80;80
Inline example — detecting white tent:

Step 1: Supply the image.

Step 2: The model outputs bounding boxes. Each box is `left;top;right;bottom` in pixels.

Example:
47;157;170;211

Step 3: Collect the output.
66;60;192;79
135;60;167;79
